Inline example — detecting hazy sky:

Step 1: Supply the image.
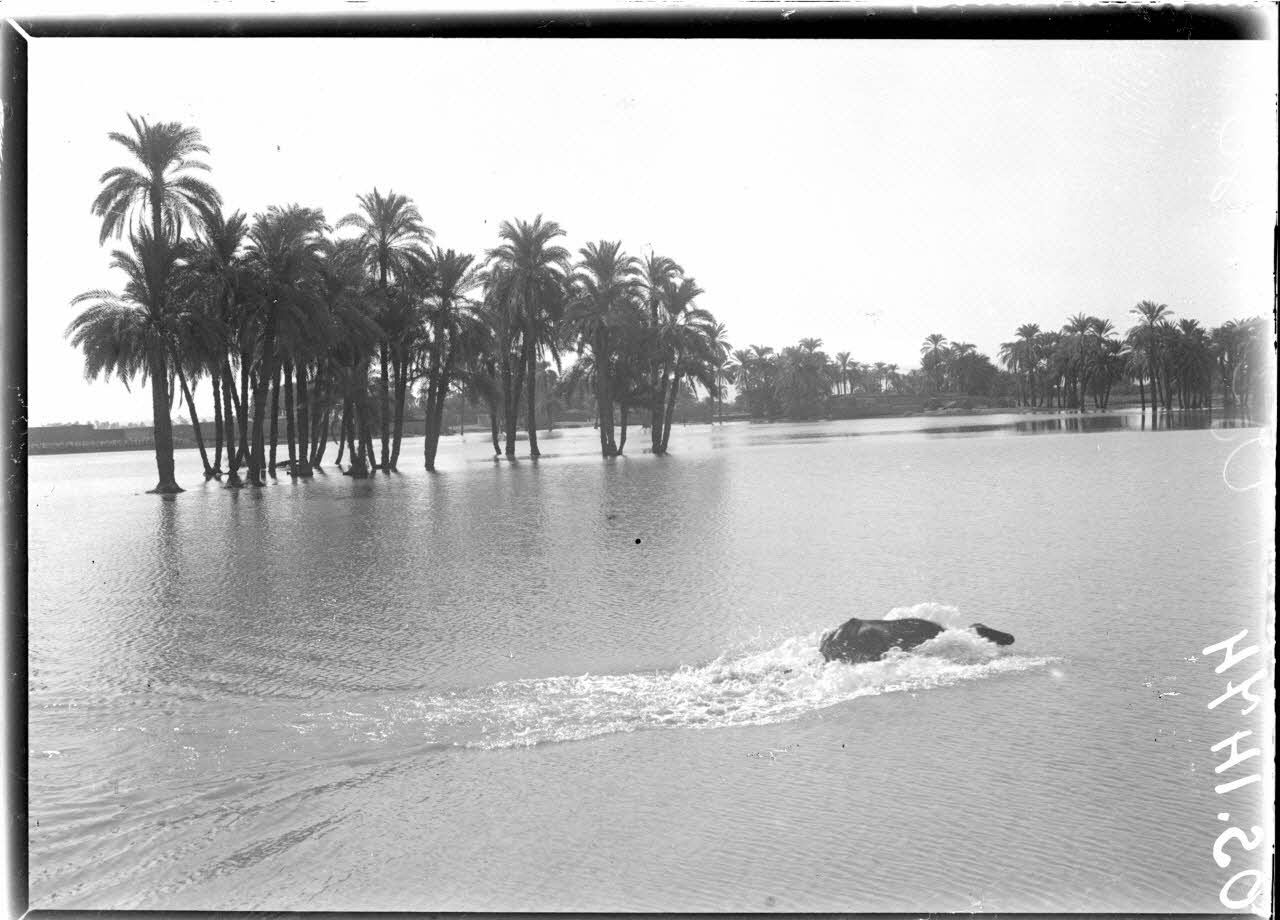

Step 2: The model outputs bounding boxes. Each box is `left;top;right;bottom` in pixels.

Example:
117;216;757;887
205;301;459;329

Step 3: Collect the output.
26;37;1277;426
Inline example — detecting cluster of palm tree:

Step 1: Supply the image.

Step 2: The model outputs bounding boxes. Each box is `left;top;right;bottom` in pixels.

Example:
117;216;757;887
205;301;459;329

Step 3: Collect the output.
996;304;1268;413
728;339;854;419
918;335;1003;396
730;336;1003;420
66;116;730;493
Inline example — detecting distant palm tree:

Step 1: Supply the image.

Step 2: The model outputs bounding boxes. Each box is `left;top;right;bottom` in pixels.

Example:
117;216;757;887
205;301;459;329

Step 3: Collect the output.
920;333;948;393
833;351;852;396
1128;300;1173;414
707;322;732;423
338;188;431;471
85;115;221;493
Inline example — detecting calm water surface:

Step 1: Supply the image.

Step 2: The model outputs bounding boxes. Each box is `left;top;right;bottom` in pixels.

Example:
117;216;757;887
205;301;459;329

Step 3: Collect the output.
28;412;1271;911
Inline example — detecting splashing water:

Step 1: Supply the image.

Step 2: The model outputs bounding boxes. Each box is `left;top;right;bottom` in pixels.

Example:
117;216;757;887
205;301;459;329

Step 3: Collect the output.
310;612;1053;750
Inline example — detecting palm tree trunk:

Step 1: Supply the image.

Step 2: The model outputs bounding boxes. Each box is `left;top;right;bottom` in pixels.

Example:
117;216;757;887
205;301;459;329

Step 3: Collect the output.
504;352;525;458
618;404;629;453
661;374;681;452
146;361;182;492
221;362;243;486
238;356;252;471
283;360;298;476
378;343;391;471
525;343;541;458
651;368;667;452
390;353;408;471
488;397;501;455
249;334;275;487
335;406;347;467
177;366;214;480
212;372;224;475
313;406;331;468
268;364;282;475
296;362;313;476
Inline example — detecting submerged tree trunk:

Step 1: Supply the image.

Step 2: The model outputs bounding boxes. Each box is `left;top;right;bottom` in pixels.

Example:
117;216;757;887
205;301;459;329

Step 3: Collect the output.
238;356;252;472
249;333;276;487
283;360;298;477
525;343;541;458
177;367;214;480
390;353;407;471
294;360;312;477
334;406;348;468
147;348;182;494
503;352;525;459
379;344;391;471
488;398;501;455
212;372;224;475
660;375;681;453
268;364;282;476
222;361;243;486
618;404;629;454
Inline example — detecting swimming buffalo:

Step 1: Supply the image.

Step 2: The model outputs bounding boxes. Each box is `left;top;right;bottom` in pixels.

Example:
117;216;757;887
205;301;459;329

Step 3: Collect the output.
819;616;1014;664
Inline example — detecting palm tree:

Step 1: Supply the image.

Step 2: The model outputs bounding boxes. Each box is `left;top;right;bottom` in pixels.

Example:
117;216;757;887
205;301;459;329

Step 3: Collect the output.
639;253;684;443
486;216;570;458
708;323;733;422
656;278;714;452
565;240;641;457
420;247;482;471
920;333;948;393
1128;300;1173;414
87;115;221;492
338;189;431;471
187;203;250;484
833;351;852;396
67;230;189;491
242;205;329;485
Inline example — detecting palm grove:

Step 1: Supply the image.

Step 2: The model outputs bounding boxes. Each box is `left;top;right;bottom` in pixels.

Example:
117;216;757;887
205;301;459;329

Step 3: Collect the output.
731;312;1266;420
67;117;730;492
69;118;1268;493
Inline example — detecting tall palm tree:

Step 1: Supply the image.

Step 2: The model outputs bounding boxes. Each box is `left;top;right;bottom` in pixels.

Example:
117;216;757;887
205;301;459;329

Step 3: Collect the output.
565;240;641;457
242;205;329;485
420;247;482;471
1128;300;1173;414
486;215;570;458
188;202;250;483
338;189;432;471
655;277;712;452
639;253;684;441
87;115;221;493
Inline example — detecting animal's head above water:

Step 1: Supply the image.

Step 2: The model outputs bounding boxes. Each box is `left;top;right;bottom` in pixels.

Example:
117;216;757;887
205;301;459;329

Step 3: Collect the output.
970;623;1015;646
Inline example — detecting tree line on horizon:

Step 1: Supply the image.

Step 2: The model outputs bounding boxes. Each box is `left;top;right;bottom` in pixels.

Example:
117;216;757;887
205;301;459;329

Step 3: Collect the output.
727;310;1266;421
66;115;730;493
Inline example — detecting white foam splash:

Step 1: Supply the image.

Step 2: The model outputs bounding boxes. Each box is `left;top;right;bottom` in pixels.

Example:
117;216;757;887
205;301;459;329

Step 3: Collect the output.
368;620;1054;750
883;601;971;629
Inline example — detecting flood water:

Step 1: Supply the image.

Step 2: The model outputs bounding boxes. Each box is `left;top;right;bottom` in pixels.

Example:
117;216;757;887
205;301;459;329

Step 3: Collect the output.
27;411;1272;912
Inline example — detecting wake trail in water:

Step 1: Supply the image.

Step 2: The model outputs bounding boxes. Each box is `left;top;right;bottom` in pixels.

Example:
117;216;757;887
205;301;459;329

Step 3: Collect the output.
307;605;1054;750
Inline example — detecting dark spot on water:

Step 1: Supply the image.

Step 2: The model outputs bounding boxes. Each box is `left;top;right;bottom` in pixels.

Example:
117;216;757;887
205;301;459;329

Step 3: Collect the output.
634;538;641;544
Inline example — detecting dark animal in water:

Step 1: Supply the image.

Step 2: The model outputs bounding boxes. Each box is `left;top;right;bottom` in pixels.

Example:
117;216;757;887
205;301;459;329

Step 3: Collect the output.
819;616;1014;664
